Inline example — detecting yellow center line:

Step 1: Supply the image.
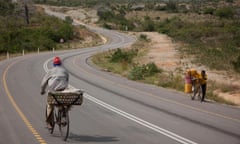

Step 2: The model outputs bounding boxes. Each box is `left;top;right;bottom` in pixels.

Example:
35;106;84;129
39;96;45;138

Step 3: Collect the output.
73;55;240;124
2;60;47;144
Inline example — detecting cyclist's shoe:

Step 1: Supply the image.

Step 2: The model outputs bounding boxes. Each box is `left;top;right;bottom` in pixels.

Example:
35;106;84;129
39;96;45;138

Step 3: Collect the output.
191;96;195;100
47;123;53;130
61;117;67;126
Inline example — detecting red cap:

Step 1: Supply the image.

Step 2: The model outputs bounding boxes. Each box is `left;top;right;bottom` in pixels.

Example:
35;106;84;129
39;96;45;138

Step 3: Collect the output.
53;56;61;65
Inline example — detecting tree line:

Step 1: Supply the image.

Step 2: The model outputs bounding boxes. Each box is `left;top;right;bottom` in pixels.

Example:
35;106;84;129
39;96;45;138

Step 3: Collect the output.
0;0;74;54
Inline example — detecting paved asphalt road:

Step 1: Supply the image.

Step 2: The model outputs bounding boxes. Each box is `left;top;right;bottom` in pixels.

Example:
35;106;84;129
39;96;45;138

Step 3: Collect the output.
1;9;240;144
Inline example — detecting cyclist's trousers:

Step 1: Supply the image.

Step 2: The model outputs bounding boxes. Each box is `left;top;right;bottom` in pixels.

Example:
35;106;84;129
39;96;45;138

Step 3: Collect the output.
46;104;54;123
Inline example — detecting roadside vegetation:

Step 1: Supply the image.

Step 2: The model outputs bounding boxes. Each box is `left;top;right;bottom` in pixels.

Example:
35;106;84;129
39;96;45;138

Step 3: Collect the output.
0;1;71;54
0;0;101;57
96;38;154;80
92;35;184;92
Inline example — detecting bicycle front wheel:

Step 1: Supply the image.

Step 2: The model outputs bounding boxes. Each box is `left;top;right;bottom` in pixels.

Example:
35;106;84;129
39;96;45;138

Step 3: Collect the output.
190;86;196;100
45;105;55;134
197;86;203;101
59;109;69;141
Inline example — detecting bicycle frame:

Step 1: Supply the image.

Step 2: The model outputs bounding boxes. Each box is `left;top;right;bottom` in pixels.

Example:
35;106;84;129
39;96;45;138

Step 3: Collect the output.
191;78;202;101
46;90;83;141
54;105;70;141
46;97;71;141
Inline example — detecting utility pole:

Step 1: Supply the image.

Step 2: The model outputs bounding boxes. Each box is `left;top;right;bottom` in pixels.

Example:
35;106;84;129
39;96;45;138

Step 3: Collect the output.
24;3;29;24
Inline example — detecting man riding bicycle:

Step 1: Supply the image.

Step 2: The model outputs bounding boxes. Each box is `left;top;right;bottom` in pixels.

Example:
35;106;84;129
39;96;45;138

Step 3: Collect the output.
41;56;69;129
185;69;208;101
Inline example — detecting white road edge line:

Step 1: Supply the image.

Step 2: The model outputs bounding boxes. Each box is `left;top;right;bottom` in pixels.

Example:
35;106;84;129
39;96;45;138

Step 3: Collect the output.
44;57;198;144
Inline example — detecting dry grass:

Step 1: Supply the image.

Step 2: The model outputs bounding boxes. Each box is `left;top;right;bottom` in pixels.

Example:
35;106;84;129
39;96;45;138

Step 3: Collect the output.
125;11;178;21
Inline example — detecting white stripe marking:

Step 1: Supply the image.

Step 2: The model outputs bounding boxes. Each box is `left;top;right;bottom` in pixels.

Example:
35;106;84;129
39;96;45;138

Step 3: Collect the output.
84;93;197;144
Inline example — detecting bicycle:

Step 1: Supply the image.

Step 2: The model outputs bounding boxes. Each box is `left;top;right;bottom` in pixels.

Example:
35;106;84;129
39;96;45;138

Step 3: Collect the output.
190;78;202;101
46;89;83;141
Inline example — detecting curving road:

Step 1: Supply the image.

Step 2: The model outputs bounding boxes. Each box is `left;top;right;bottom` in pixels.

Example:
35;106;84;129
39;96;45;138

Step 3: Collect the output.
0;9;240;144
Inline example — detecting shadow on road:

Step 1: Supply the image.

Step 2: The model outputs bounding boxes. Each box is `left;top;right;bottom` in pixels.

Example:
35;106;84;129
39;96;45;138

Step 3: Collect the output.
69;133;119;142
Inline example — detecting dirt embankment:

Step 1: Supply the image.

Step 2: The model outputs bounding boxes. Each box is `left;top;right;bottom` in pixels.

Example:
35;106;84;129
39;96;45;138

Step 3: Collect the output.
141;32;240;105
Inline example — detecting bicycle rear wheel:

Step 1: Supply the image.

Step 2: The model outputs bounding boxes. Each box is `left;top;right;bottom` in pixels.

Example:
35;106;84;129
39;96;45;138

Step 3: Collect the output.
58;108;69;141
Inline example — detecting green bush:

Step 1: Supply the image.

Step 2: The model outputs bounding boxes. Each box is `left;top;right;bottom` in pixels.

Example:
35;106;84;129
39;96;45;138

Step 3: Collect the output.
145;62;161;75
142;16;155;32
0;0;15;16
128;63;160;80
214;7;234;19
158;73;184;91
0;26;57;53
232;55;240;73
203;7;215;15
166;1;178;12
109;48;138;63
98;10;114;21
54;23;74;41
139;34;149;41
128;65;145;80
65;16;73;24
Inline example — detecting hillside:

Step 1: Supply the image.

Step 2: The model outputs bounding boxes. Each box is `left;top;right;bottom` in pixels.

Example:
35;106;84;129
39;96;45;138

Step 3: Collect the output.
0;1;102;59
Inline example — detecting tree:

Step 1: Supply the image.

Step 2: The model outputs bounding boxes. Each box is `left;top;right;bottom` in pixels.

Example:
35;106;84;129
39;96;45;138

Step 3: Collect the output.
166;1;178;12
24;4;30;24
65;16;73;24
232;55;240;73
0;0;15;16
214;7;234;19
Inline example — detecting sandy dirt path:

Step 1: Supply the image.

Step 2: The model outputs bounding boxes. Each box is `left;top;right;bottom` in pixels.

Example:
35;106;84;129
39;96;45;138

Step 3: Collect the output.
142;32;240;105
